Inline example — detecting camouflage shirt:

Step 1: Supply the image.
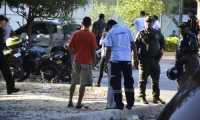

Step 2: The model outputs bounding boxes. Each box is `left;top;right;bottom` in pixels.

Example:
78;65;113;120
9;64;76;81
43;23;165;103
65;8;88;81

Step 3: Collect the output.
135;29;165;57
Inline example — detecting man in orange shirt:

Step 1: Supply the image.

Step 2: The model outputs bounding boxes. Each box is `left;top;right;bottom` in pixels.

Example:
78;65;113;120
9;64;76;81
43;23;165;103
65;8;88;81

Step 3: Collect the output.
66;16;97;109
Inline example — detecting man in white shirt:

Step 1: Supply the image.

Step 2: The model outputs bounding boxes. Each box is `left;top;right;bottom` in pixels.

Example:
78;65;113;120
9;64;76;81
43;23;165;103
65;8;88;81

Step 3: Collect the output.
104;19;139;110
3;17;15;49
153;15;161;32
132;11;146;35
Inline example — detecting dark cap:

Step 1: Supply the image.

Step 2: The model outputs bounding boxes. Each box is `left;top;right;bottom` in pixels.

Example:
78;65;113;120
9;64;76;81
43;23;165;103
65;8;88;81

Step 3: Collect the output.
0;15;7;21
76;25;81;30
178;22;189;28
145;16;153;22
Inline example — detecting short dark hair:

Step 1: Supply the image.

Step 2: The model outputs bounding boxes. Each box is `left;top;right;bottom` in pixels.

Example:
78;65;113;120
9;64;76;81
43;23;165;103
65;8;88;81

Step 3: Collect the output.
105;26;110;32
189;10;196;15
82;16;91;26
107;19;117;27
140;11;145;16
153;15;158;20
99;13;105;19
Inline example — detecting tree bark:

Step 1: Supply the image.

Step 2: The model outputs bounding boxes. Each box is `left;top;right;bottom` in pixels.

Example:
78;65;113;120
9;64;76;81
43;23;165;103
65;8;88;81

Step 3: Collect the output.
26;17;34;40
197;0;200;19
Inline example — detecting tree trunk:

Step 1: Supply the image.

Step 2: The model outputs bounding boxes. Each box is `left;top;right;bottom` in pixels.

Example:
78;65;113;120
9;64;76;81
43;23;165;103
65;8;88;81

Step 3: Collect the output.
197;0;200;19
26;17;34;40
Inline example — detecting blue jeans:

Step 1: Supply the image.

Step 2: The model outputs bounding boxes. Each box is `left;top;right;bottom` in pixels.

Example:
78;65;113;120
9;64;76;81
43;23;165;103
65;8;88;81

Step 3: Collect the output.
110;61;135;109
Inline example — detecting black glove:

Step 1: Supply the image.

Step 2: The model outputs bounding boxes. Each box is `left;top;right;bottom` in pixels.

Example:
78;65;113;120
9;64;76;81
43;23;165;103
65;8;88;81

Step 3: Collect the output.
175;61;183;73
155;50;163;61
179;55;190;64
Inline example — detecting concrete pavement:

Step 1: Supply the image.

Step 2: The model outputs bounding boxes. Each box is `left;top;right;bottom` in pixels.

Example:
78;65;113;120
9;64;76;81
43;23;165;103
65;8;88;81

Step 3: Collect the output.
0;52;179;120
56;52;178;120
92;52;178;102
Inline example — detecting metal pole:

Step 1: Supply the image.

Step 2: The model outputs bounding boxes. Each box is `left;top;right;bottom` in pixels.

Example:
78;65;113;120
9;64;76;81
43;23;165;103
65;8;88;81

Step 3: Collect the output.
179;0;183;24
4;0;6;16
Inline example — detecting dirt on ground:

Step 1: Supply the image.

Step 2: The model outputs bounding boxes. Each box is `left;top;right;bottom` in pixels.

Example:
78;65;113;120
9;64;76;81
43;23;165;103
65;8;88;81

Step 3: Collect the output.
0;81;158;120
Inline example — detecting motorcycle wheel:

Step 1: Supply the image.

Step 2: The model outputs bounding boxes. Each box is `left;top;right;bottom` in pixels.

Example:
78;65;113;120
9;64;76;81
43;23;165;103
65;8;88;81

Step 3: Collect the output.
61;62;72;82
22;64;30;80
9;61;25;82
44;63;61;83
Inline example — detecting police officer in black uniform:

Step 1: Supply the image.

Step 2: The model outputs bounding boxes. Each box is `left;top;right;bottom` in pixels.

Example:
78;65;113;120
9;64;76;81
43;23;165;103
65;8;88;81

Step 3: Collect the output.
0;15;20;94
167;22;199;89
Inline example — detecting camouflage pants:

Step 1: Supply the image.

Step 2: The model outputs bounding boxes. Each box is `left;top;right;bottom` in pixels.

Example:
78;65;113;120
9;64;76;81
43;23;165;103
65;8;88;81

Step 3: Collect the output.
138;58;160;98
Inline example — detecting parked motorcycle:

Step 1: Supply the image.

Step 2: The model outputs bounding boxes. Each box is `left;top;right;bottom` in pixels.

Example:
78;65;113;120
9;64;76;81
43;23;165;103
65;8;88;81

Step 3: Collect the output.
51;43;72;82
20;36;61;83
3;37;28;82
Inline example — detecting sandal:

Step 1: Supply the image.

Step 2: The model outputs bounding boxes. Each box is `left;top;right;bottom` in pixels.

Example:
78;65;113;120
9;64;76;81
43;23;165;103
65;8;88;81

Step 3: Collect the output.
68;103;74;108
94;83;100;87
75;105;89;109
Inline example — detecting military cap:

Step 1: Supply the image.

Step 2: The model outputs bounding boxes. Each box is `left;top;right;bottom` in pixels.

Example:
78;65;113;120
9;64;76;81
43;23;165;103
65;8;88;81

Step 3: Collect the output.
0;15;7;21
145;16;154;22
178;22;189;28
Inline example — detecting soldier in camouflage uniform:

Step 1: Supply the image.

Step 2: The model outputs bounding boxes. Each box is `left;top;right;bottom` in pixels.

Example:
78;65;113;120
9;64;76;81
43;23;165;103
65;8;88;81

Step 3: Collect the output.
135;16;165;104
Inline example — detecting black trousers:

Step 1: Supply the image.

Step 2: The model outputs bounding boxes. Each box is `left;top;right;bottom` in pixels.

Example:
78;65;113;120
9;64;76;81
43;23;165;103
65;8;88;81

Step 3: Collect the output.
97;56;105;84
0;51;15;92
110;61;134;109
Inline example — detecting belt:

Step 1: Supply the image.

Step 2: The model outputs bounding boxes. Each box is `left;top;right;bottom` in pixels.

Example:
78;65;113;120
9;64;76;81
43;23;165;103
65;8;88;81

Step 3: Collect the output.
142;55;156;59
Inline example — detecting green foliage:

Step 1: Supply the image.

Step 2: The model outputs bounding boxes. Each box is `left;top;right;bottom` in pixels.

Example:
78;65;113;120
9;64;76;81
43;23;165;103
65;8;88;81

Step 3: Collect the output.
88;0;164;34
87;0;115;22
5;0;88;38
7;0;89;19
164;37;179;52
162;0;197;14
116;0;165;28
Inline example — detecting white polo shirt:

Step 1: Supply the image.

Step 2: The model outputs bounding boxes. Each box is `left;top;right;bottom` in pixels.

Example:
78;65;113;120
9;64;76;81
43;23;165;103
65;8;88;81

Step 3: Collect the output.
106;24;134;61
3;24;14;42
132;17;145;35
153;20;161;30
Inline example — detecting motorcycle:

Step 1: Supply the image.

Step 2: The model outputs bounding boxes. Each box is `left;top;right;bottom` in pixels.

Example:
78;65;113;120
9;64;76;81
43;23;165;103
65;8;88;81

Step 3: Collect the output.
25;35;72;82
20;35;62;83
50;42;72;82
3;48;26;82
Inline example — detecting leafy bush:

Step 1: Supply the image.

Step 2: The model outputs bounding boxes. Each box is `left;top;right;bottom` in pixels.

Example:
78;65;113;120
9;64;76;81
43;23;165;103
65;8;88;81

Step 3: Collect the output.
164;37;179;52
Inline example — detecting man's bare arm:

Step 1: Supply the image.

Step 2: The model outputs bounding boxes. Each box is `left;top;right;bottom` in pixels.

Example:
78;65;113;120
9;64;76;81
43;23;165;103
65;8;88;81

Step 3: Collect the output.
131;41;139;68
91;50;96;68
68;46;74;55
10;31;16;37
104;47;111;64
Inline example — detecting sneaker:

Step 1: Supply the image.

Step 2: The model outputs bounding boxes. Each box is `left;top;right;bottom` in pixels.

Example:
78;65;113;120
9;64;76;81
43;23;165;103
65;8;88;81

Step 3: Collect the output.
152;97;165;104
112;105;124;110
93;67;98;70
75;105;89;109
140;97;148;104
94;83;100;87
125;104;133;110
7;88;20;94
68;103;74;108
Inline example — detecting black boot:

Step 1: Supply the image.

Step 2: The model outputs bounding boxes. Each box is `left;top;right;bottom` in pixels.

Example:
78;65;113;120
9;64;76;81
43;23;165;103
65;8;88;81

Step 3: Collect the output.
140;97;148;104
153;97;165;104
7;88;20;94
